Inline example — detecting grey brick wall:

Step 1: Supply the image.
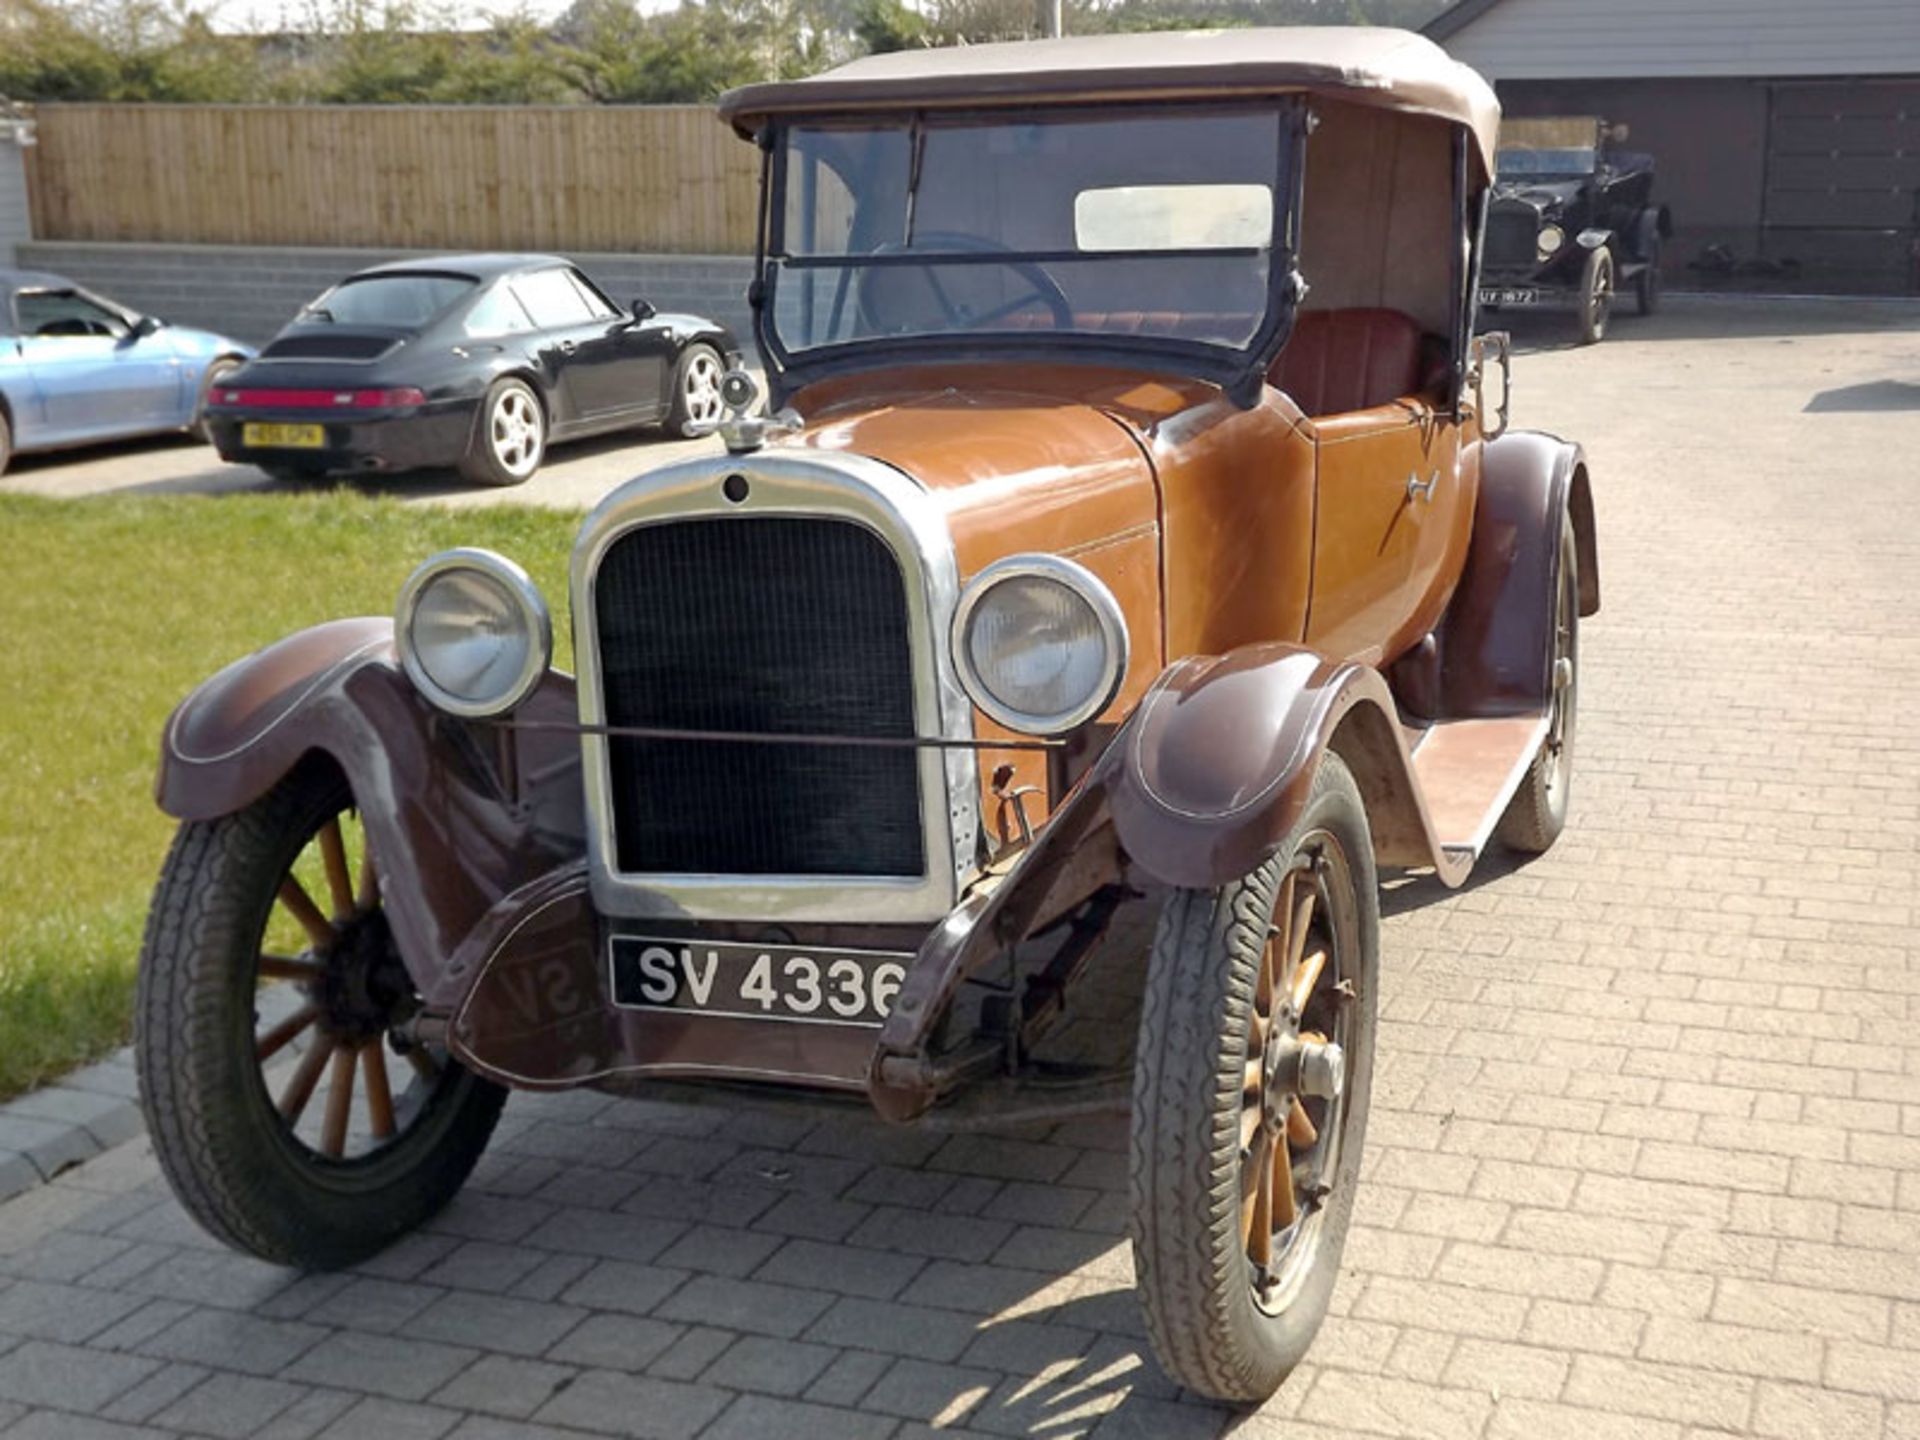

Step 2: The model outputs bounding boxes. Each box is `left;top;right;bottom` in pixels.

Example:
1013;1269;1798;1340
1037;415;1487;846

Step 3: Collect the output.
14;241;757;348
0;137;32;270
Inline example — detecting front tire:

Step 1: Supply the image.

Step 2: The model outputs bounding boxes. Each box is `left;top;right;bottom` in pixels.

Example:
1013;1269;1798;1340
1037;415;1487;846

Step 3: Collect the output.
1130;752;1379;1403
666;344;725;438
0;407;11;477
459;378;546;487
136;763;506;1268
1577;247;1615;345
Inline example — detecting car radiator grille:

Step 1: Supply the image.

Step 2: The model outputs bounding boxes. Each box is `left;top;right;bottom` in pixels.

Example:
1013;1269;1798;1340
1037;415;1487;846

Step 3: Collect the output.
593;516;926;878
1484;203;1541;269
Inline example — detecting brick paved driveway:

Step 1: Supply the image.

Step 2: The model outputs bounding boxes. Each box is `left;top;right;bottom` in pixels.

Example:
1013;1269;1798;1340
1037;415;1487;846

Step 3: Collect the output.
2;296;1919;1439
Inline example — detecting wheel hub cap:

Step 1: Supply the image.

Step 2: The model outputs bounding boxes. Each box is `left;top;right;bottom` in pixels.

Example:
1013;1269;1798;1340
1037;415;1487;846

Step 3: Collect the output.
310;909;411;1044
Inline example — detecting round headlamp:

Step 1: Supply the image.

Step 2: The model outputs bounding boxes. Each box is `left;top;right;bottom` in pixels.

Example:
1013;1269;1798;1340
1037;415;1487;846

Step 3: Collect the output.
1536;224;1566;259
952;555;1128;737
395;549;552;718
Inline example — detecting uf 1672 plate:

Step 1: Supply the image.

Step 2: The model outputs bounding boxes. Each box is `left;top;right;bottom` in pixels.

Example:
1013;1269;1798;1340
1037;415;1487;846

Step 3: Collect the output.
609;936;911;1028
1479;286;1539;306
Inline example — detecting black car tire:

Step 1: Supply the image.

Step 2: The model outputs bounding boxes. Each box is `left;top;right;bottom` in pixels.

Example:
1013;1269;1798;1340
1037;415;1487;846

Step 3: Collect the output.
192;358;243;442
1130;752;1378;1403
0;407;11;477
1635;247;1662;317
666;344;725;438
1577;247;1615;346
137;762;507;1268
1497;515;1579;853
460;378;546;487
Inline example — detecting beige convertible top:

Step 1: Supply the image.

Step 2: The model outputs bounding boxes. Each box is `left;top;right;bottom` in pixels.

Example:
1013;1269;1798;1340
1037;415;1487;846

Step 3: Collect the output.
719;27;1502;175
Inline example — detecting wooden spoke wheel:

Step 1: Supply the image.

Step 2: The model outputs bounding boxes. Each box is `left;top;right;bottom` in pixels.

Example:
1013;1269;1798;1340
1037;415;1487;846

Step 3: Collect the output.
137;764;505;1269
1240;856;1355;1316
1129;752;1379;1404
253;810;445;1164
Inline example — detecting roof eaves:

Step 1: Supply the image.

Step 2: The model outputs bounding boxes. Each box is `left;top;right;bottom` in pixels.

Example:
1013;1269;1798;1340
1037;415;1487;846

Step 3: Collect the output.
1422;0;1506;43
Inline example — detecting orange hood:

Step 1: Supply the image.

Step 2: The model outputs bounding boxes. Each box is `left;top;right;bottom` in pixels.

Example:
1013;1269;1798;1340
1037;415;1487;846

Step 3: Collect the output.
787;364;1212;576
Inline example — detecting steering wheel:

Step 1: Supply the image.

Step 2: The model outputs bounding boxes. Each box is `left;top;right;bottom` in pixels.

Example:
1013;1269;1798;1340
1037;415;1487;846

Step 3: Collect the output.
856;232;1073;336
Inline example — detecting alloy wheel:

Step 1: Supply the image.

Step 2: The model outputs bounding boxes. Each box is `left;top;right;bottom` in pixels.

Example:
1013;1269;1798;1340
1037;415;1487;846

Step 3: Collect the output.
683;351;724;427
489;389;543;478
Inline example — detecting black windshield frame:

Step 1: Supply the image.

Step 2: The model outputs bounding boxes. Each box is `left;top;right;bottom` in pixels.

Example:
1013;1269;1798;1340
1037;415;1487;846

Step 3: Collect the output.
750;98;1310;409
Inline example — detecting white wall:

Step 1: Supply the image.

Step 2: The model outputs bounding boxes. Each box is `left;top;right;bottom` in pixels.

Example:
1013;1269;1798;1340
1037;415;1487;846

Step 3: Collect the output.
0;131;31;268
1440;0;1920;80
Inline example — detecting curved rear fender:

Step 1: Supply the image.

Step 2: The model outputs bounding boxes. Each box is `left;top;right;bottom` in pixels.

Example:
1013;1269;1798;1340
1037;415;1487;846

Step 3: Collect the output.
1106;644;1463;892
158;617;586;1005
1396;431;1596;721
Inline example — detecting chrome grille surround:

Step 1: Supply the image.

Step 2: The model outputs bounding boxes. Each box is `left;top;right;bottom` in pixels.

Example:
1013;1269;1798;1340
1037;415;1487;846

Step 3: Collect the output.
571;450;981;924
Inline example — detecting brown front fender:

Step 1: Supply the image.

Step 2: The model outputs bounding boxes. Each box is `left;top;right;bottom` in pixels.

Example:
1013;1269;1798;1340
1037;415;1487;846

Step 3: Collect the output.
1107;644;1466;891
868;644;1463;1123
157;617;587;1005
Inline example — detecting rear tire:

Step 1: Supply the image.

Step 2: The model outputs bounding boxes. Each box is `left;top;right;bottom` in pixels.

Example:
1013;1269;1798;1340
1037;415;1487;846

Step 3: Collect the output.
1497;515;1580;854
1634;247;1662;316
137;764;506;1268
191;358;243;442
1130;752;1379;1403
459;378;545;487
1577;248;1615;345
0;408;11;477
667;344;725;438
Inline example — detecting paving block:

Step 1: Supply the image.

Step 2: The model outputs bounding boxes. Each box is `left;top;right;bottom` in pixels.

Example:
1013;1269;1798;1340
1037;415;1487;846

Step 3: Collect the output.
533;1369;729;1439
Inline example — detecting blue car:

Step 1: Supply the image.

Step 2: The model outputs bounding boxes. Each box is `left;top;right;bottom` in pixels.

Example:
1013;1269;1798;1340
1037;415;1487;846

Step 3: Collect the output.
0;269;254;475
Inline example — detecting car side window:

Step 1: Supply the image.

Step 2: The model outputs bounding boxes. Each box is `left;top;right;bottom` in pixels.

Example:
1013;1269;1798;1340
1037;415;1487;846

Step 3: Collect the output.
511;269;597;329
17;290;129;340
464;284;536;338
565;270;621;321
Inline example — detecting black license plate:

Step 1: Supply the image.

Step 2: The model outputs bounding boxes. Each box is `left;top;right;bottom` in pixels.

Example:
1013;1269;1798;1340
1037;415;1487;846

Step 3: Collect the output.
609;935;911;1028
1480;286;1539;306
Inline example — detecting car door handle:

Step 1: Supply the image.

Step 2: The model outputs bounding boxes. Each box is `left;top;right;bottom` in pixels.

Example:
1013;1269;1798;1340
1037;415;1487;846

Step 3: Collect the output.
1406;471;1438;503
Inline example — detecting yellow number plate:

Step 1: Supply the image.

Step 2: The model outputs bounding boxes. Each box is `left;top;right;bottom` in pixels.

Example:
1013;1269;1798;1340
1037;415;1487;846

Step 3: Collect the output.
242;422;326;449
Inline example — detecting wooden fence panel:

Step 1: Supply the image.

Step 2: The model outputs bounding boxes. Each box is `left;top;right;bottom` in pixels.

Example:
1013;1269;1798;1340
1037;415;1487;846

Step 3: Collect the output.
23;103;761;253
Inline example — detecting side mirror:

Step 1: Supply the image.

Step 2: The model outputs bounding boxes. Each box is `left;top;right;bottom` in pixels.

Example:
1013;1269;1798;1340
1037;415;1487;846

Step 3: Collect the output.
629;298;656;323
1468;332;1512;441
131;314;165;338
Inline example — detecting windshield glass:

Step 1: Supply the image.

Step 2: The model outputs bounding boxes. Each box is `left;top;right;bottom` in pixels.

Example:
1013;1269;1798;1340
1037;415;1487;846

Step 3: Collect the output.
769;107;1288;359
1497;147;1597;178
306;273;476;328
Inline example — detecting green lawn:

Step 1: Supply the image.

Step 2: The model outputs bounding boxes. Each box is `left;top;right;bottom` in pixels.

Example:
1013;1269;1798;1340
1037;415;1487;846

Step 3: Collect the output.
0;492;583;1100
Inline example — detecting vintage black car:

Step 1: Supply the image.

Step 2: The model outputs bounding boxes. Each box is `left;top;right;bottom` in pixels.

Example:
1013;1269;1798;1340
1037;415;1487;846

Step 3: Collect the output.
1478;118;1671;345
205;255;739;486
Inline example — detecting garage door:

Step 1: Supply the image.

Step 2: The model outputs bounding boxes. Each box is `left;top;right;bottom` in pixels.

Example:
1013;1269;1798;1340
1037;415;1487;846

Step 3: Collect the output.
1764;79;1920;292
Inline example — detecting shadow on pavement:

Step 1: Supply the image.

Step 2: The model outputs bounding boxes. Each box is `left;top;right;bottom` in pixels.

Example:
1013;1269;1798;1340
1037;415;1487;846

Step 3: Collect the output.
1804;380;1920;414
1492;293;1920;357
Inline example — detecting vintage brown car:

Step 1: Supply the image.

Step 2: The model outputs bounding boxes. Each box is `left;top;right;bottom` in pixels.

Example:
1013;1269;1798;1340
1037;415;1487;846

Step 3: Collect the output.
137;28;1597;1403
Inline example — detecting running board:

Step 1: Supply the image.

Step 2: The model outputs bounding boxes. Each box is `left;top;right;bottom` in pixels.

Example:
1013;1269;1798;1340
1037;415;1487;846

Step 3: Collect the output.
1405;714;1550;867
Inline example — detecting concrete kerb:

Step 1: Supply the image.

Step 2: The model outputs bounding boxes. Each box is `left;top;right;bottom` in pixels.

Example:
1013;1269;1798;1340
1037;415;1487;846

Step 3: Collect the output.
0;1047;145;1202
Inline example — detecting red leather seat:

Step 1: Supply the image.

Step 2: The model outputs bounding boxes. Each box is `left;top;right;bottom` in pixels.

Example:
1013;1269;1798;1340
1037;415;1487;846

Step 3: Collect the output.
1267;308;1425;417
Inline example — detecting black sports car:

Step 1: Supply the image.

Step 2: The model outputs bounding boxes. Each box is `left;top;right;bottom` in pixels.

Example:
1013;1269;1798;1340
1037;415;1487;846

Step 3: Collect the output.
206;254;739;485
1478;118;1671;346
